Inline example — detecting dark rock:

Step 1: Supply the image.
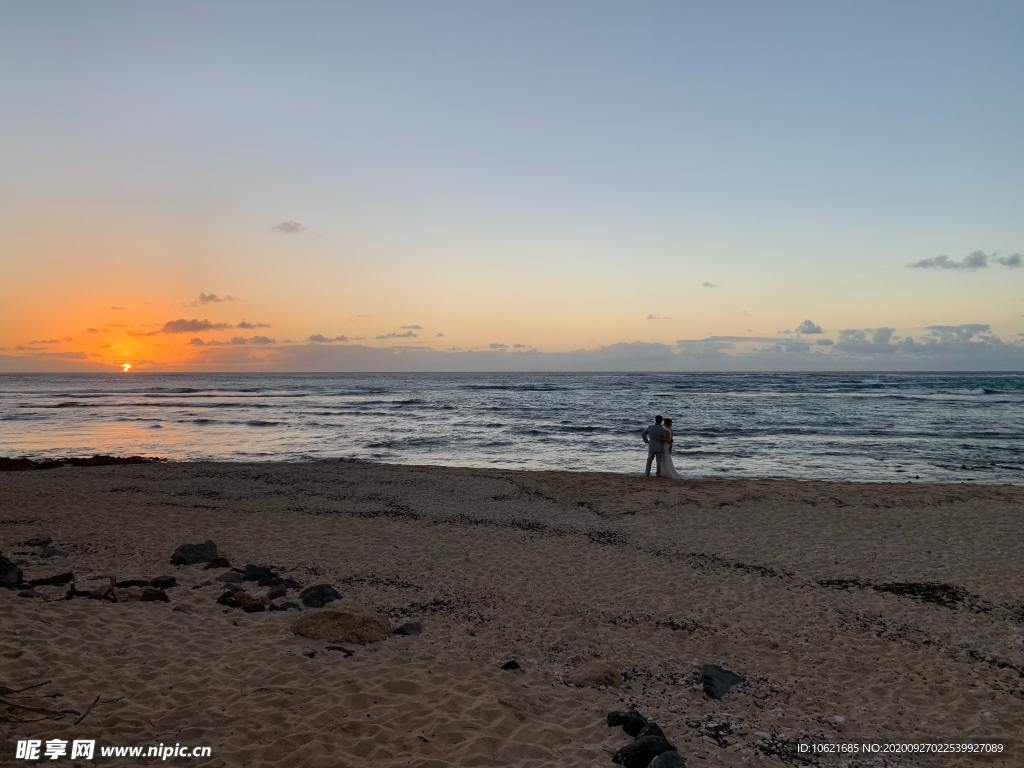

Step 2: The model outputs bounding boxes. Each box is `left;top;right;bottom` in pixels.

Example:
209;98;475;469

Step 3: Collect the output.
701;664;744;699
242;564;277;582
203;557;231;569
28;571;74;588
500;659;521;670
394;622;423;636
150;575;177;589
18;589;42;599
607;710;648;738
266;586;287;601
1;554;24;588
217;590;242;608
170;540;219;565
0;457;37;471
140;587;170;602
299;583;341;608
649;751;686;768
39;546;66;558
242;602;266;613
639;722;666;739
325;645;355;656
116;579;151;588
217;571;245;583
24;537;52;547
172;605;194;614
258;576;302;588
270;600;302;612
613;735;676;768
65;455;160;467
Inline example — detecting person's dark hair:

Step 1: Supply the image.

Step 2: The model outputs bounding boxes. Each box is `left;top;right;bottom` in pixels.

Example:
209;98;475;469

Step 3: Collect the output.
664;418;673;427
654;415;663;424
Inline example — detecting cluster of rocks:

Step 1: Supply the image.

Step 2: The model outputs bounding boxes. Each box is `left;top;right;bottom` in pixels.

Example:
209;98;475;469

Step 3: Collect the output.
170;541;424;640
606;710;685;768
0;455;162;472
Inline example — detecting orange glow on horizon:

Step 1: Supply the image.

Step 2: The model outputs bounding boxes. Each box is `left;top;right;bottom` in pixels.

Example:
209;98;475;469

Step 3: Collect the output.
121;363;133;373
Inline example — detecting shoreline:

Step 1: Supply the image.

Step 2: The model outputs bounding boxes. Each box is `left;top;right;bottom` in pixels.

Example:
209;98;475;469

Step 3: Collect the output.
3;454;1021;488
3;460;1023;766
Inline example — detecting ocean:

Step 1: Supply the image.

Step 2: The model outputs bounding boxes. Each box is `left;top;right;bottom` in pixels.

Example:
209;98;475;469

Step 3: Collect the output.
0;372;1021;483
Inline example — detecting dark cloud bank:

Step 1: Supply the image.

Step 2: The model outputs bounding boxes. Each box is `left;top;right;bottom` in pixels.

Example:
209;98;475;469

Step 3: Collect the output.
186;323;1024;372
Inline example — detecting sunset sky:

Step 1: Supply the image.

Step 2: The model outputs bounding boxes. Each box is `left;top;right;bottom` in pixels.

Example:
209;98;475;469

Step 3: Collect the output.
2;1;1022;372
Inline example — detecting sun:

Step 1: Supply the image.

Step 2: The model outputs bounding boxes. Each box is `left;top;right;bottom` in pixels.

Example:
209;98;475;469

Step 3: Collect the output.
121;363;133;373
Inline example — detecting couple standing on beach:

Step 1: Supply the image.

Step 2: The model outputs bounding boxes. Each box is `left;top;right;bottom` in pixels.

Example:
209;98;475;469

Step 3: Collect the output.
642;415;683;479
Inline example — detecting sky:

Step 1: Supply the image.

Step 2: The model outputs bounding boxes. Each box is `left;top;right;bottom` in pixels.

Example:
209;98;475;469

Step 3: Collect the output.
1;0;1022;372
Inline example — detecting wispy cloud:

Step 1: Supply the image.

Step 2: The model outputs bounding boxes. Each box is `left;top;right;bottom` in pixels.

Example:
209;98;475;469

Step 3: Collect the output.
190;335;276;347
701;282;719;288
273;220;305;235
236;320;271;329
160;318;233;334
376;330;418;339
646;314;672;320
400;324;423;330
193;292;237;305
908;250;1022;271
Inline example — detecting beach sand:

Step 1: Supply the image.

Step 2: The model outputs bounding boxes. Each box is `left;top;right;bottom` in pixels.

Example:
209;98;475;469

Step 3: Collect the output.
2;461;1023;767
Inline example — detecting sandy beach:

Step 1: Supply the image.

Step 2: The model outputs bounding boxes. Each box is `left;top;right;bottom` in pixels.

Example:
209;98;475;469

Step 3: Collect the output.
2;460;1023;767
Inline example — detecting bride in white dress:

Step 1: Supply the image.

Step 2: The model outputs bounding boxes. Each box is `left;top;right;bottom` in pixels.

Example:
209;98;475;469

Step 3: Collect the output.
661;418;684;479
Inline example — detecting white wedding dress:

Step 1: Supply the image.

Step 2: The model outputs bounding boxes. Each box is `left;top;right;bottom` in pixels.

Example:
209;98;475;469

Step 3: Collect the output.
660;432;684;479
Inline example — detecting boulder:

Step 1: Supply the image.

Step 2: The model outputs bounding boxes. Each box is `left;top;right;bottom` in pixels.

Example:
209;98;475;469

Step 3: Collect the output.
170;541;219;565
203;557;231;569
217;571;245;583
568;659;623;689
292;610;390;644
393;622;423;636
140;587;170;602
501;659;521;670
701;664;744;699
270;600;302;612
0;457;37;471
299;583;341;608
1;555;24;588
607;710;648;738
241;564;276;581
24;536;52;547
613;735;676;768
150;575;177;589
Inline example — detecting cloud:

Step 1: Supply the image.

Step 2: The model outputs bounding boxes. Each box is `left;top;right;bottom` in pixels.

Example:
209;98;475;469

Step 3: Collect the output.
236;320;271;329
307;334;332;343
488;342;508;350
436;332;445;337
816;339;834;346
273;220;305;235
110;306;126;310
191;335;277;347
794;319;823;334
375;330;418;339
400;324;423;330
677;335;784;343
194;292;237;305
160;318;233;334
29;338;61;345
85;328;100;334
908;250;1022;271
646;314;672;320
701;282;719;288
